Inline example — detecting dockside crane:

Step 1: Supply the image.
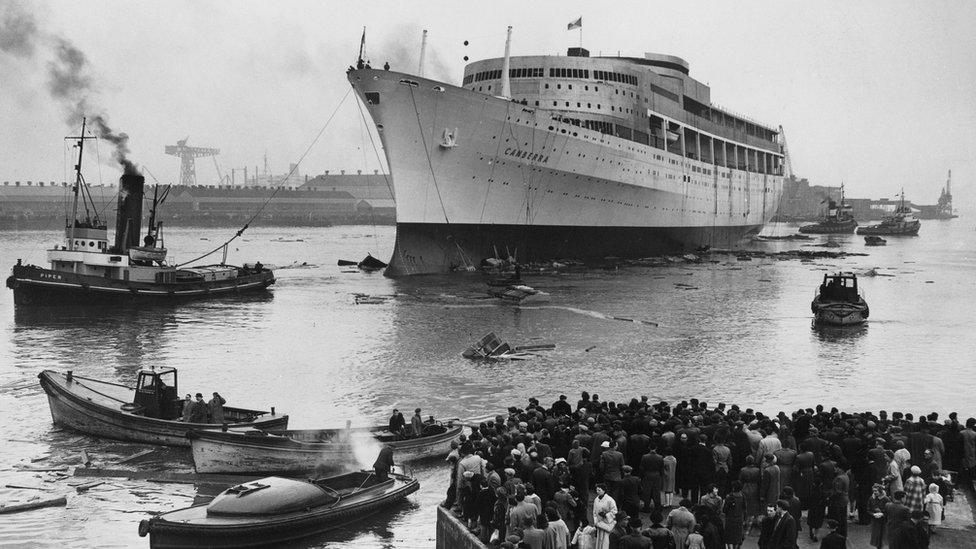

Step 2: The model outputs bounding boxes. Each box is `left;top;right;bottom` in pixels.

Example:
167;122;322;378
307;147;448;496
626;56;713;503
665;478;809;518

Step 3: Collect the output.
778;125;794;179
164;137;221;186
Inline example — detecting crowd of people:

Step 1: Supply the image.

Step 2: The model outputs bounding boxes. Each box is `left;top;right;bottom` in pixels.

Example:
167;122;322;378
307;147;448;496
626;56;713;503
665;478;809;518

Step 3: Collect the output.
442;393;976;549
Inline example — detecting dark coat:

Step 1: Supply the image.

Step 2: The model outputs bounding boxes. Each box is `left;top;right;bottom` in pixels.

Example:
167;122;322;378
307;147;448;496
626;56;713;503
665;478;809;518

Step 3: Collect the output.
819;531;846;549
692;443;715;484
767;513;798;549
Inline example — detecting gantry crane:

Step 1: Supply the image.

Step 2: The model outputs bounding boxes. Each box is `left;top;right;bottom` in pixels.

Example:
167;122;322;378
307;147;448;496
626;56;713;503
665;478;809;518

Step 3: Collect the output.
164;137;221;186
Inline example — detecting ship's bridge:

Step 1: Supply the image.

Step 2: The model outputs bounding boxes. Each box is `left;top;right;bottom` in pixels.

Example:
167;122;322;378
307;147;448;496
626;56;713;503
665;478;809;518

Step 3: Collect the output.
461;48;783;175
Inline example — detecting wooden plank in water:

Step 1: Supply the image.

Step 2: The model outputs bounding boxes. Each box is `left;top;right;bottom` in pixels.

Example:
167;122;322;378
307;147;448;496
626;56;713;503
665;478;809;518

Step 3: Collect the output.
117;449;155;464
0;496;68;515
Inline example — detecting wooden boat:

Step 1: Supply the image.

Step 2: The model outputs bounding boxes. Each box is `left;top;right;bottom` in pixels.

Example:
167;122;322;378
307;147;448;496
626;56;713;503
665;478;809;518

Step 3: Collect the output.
188;421;462;474
5;119;275;307
38;368;287;447
138;471;420;548
811;272;869;326
864;235;887;246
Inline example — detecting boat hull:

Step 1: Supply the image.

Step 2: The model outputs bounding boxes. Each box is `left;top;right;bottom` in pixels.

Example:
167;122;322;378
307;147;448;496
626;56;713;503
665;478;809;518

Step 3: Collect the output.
38;371;288;447
388;222;762;275
142;473;420;548
7;263;275;306
856;222;920;236
189;424;462;474
798;220;858;234
811;301;869;326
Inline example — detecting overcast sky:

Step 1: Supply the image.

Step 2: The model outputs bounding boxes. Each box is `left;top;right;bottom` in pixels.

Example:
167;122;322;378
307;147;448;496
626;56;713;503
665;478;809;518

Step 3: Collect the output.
2;0;974;206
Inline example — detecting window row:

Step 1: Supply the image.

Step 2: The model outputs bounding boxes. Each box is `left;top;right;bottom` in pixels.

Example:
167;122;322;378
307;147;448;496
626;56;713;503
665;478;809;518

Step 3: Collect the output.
549;68;590;79
594;70;637;86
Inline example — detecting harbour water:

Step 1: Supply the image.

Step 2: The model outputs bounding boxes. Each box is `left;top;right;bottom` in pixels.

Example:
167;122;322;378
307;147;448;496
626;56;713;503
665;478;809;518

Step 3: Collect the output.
1;219;975;547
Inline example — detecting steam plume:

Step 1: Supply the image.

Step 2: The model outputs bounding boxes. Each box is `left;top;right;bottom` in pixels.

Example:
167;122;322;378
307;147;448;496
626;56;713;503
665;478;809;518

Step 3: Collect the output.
0;0;38;58
379;24;454;83
1;1;139;175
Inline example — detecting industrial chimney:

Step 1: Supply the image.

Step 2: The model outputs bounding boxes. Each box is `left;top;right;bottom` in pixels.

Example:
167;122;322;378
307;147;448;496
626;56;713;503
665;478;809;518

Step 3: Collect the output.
113;173;145;253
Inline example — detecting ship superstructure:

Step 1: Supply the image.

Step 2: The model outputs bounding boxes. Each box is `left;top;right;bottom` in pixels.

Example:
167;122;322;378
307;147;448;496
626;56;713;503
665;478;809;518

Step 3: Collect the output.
349;42;786;275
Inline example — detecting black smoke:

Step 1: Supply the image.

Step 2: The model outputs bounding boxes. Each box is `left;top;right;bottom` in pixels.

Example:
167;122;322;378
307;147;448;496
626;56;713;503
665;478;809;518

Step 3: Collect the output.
0;1;139;175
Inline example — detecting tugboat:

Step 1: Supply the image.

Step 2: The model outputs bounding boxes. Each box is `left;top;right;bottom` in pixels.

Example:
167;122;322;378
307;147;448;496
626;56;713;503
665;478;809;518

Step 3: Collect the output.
799;184;858;234
5;119;275;306
856;190;921;236
811;272;869;326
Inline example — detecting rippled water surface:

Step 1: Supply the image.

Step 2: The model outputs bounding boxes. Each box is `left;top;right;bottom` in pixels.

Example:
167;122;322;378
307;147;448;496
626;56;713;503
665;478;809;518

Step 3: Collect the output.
1;220;975;547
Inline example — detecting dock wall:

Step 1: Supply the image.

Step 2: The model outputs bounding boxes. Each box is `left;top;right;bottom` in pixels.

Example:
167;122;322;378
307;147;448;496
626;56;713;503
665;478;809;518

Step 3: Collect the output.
436;505;486;549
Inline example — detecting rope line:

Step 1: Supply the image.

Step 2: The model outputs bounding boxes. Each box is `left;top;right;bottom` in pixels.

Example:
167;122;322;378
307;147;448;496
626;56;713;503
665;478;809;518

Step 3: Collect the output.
408;86;450;225
176;88;353;267
354;95;396;203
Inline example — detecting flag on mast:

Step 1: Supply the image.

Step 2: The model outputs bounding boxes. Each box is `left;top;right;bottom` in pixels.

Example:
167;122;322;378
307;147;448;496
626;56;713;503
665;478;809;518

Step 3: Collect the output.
567;17;582;30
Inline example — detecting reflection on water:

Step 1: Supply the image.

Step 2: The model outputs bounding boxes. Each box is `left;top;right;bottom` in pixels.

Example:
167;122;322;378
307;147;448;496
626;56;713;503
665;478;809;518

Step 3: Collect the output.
1;222;975;547
811;321;869;342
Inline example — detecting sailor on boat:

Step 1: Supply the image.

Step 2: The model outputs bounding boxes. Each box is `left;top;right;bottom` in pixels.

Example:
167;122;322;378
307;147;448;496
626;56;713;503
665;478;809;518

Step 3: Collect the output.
373;445;395;481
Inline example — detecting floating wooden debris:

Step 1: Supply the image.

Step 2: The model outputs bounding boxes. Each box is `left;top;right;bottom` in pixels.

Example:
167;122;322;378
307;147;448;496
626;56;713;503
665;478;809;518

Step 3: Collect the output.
462;332;555;361
116;449;155;464
5;484;53;491
75;481;105;493
0;496;67;515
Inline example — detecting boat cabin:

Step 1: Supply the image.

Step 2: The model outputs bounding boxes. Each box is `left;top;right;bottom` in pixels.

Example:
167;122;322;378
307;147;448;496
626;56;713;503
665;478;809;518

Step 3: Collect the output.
819;272;859;302
132;367;180;419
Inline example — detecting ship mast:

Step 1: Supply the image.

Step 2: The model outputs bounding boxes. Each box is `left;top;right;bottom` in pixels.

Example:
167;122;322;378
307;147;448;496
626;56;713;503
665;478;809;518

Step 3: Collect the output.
500;26;512;99
418;29;428;78
68;118;96;251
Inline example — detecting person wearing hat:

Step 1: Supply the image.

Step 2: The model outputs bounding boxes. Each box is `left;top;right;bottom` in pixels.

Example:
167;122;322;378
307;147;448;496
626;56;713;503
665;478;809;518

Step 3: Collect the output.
552;394;572;417
599;440;625;502
618;465;641;520
207;392;226;424
188;392;208;423
177;393;195;422
903;465;927;515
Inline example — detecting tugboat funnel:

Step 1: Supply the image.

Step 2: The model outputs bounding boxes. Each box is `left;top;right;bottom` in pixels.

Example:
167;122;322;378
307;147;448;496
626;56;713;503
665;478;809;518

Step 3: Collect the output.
114;173;145;253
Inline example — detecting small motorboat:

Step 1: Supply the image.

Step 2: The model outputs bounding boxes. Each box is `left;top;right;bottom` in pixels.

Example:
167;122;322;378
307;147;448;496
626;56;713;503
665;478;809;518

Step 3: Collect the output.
811;272;869;326
138;471;420;547
863;235;887;246
38;367;287;447
188;420;462;474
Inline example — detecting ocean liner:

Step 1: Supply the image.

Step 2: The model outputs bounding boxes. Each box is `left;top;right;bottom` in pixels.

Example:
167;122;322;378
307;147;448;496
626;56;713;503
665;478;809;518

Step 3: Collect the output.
349;31;786;275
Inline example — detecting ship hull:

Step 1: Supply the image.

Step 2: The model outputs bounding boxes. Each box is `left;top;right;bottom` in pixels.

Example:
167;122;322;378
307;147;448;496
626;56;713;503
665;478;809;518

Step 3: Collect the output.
389;221;761;275
6;264;275;306
856;222;920;236
349;69;783;275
